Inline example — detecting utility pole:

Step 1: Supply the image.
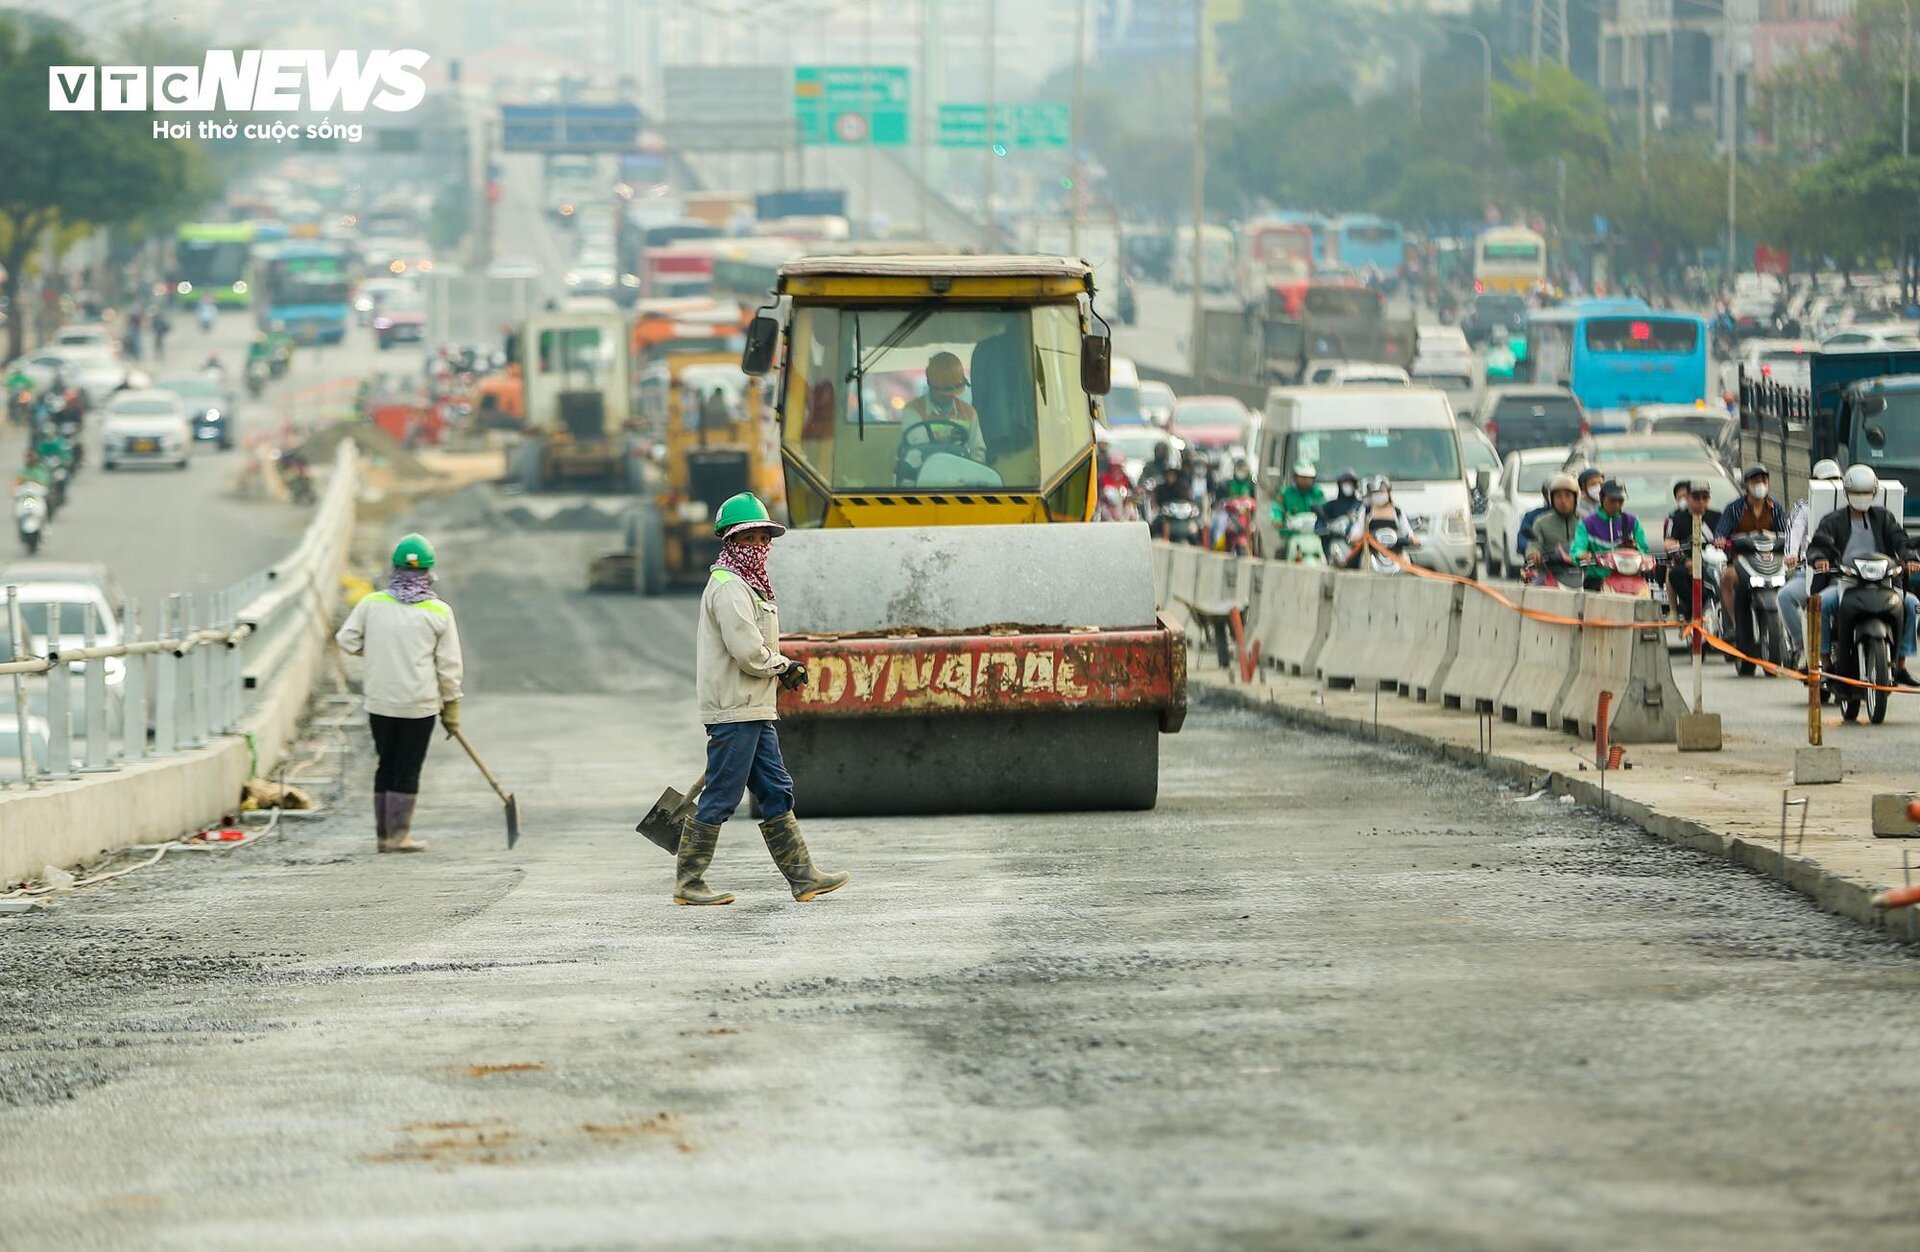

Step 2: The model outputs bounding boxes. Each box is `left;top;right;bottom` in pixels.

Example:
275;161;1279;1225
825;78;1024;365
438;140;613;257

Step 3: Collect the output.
1070;0;1085;256
1904;0;1913;304
863;0;875;238
1724;1;1738;285
1190;0;1206;382
919;0;933;238
984;0;998;251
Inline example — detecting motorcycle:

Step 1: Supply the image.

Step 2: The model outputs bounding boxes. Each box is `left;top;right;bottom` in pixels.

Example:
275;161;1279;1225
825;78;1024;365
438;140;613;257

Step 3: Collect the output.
46;461;70;514
1096;483;1138;522
245;357;270;399
1279;511;1327;566
1584;547;1653;598
1215;495;1257;556
1828;555;1903;725
278;452;315;506
1725;531;1788;676
1343;519;1410;575
1152;498;1203;546
13;486;46;555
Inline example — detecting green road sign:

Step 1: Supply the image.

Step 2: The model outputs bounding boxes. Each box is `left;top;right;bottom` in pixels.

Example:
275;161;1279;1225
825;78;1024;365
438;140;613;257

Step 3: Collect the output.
794;65;910;147
936;102;1070;150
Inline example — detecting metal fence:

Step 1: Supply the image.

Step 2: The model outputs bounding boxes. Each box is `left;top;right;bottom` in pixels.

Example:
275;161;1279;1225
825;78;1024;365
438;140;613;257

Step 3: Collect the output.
0;441;358;787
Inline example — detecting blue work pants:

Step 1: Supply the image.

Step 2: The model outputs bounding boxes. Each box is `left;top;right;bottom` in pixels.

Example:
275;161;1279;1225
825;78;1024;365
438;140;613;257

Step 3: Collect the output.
693;720;795;827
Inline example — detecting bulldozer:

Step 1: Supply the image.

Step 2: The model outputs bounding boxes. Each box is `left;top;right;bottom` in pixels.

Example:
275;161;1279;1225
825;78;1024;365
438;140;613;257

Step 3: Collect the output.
738;254;1186;815
506;305;638;492
589;352;783;594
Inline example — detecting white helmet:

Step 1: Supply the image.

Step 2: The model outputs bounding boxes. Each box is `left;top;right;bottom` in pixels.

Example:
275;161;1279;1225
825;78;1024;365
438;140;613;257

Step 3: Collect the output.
1844;464;1879;509
1811;458;1843;482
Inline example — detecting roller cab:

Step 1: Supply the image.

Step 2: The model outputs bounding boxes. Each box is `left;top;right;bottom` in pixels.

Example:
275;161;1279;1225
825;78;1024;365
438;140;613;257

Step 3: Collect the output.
744;255;1184;815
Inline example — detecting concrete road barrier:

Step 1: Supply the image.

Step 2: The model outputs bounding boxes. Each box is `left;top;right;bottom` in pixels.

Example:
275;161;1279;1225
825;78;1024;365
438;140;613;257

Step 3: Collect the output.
1396;578;1465;703
1495;586;1584;729
1162;545;1204;632
1152;542;1175;606
1318;573;1402;691
1441;587;1523;713
1569;598;1685;744
1258;563;1333;676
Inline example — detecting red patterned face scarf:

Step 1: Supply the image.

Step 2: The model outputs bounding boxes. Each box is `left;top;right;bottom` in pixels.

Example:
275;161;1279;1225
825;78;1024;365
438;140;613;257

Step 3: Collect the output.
714;529;774;601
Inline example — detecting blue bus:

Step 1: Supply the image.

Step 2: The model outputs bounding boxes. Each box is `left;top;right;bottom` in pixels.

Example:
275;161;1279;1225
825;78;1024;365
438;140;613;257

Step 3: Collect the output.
1330;214;1405;282
254;241;352;345
1524;298;1710;432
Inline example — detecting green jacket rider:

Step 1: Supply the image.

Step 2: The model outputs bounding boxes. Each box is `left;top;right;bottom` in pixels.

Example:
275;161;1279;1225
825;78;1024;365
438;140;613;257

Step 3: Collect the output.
1274;461;1327;523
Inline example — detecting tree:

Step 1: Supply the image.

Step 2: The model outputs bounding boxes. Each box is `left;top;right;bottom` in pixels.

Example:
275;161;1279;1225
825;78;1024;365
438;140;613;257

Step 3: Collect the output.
1494;61;1611;175
0;18;206;360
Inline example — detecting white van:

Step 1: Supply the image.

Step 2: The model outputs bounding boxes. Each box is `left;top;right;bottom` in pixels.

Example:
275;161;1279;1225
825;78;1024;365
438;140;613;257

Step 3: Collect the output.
1102;356;1145;426
1253;385;1477;576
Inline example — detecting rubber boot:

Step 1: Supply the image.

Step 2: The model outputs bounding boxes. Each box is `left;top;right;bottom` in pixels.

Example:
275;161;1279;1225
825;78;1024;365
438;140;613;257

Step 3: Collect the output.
758;812;849;902
673;818;734;906
373;790;389;847
380;792;429;853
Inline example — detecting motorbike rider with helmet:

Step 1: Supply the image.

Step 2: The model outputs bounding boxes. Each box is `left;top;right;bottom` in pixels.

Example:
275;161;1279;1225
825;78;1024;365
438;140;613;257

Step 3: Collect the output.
1525;472;1584;587
1323;468;1363;529
1807;465;1920;686
1570;479;1649;589
1780;459;1843;663
1340;475;1419;568
1663;479;1723;620
1575;466;1605;519
1713;463;1788;652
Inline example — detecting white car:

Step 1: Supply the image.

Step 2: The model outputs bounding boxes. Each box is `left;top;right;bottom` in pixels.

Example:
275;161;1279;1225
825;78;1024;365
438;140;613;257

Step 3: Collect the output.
100;389;192;470
1411;325;1474;393
353;276;415;327
1484;448;1575;579
1821;323;1920;352
2;570;127;691
1303;360;1411;387
52;323;114;354
1139;380;1176;426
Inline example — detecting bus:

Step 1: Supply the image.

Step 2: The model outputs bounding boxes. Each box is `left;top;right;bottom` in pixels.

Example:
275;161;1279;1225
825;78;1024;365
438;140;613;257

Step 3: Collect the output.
1329;215;1405;286
172;223;256;308
1269;211;1329;264
1525;298;1709;432
254;241;353;345
1171;224;1235;294
1474;226;1548;295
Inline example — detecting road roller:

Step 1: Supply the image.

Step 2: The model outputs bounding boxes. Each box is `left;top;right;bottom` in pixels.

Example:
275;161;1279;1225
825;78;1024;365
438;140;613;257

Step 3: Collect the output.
739;254;1186;815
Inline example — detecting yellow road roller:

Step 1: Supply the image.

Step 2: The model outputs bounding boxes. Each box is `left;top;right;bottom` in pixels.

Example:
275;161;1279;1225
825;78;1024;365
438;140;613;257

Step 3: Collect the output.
740;254;1186;815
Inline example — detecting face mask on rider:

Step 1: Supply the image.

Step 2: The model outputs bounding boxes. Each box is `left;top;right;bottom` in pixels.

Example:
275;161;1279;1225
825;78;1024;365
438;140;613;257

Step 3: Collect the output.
1368;491;1389;507
1748;482;1769;501
1585;484;1601;501
1848;491;1876;511
1338;483;1356;499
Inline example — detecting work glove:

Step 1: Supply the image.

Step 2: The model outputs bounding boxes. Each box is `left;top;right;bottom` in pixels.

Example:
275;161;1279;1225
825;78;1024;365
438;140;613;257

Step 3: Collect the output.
777;662;809;692
440;699;461;738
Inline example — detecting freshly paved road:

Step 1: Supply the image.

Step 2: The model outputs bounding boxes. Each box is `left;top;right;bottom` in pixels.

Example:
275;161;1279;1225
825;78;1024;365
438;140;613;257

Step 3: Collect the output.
3;488;1919;1250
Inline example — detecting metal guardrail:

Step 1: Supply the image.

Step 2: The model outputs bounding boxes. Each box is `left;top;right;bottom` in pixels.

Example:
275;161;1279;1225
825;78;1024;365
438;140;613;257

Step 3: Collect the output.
0;440;358;787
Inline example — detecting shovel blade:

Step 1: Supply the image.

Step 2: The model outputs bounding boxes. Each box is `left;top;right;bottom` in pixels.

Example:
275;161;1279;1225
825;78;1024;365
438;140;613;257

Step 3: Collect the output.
505;794;522;850
636;786;686;854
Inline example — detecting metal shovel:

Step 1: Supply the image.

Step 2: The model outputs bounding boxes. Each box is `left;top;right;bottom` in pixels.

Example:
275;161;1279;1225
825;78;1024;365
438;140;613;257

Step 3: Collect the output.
636;776;704;854
451;728;521;849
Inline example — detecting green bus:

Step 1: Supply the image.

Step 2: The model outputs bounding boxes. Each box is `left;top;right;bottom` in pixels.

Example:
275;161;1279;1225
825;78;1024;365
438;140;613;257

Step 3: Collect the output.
171;222;259;308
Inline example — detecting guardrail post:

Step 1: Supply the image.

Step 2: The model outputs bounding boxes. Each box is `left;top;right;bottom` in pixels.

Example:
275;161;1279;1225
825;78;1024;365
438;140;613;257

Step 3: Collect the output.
6;587;33;786
220;588;240;734
44;615;72;781
82;600;111;772
186;594;209;749
122;599;147;762
154;595;178;756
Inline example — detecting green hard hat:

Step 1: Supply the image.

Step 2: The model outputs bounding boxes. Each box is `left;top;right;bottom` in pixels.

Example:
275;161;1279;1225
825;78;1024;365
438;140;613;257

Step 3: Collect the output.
712;492;786;538
392;532;436;569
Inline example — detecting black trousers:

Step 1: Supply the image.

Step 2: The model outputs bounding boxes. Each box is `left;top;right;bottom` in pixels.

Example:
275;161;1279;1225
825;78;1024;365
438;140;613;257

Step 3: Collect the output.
370;713;436;794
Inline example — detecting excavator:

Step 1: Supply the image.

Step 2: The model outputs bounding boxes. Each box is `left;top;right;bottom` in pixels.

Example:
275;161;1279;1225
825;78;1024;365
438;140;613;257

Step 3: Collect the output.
738;254;1186;815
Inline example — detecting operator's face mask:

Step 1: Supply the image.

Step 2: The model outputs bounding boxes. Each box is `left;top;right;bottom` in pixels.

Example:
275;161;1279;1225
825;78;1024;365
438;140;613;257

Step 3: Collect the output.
1748;481;1769;500
1848;490;1877;511
928;390;958;416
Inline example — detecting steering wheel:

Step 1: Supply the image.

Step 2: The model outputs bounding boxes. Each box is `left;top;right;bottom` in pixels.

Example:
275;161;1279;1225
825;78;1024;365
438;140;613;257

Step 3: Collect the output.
894;417;979;484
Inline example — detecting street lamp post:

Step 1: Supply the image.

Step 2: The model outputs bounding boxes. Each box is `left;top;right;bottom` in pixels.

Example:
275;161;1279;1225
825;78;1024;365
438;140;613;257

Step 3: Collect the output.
1070;0;1086;257
1190;0;1206;382
1724;1;1738;284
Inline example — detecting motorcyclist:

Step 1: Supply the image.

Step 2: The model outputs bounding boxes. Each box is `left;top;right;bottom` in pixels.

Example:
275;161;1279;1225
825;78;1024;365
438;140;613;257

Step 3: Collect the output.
1570;479;1649;589
1661;480;1723;619
1139;441;1173;497
1807;464;1920;686
1713;463;1787;611
1525;472;1583;588
1341;475;1418;568
13;450;51;492
35;427;72;471
1781;459;1844;665
1574;466;1604;519
1096;441;1132;493
203;353;224;378
1273;460;1324;524
1322;468;1363;529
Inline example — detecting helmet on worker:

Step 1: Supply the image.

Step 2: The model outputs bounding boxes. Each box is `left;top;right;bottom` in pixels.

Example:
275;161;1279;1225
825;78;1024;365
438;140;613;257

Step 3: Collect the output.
924;351;968;416
713;491;787;541
1335;468;1359;498
1811;458;1843;483
1576;466;1604;502
392;533;436;570
1598;478;1627;513
1546;471;1579;513
1365;474;1392;507
1844;464;1880;512
1292;460;1316;491
1741;463;1770;499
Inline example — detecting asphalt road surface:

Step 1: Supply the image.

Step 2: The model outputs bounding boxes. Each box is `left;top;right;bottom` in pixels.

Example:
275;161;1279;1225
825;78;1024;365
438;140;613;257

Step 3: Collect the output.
3;488;1919;1250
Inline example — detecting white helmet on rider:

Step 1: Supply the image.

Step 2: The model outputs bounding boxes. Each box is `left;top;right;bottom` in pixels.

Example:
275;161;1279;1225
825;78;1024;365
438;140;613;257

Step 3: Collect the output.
1811;458;1843;482
1844;464;1880;511
1365;474;1392;507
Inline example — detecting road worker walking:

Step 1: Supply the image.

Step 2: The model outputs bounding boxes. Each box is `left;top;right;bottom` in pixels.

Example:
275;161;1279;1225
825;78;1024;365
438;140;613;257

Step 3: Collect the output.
335;533;464;853
677;493;850;906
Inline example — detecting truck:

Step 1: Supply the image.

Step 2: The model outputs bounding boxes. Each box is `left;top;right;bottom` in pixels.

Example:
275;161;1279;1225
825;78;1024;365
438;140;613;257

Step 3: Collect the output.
507;307;637;492
589;353;782;594
1740;347;1920;528
1199;283;1417;386
1028;217;1134;325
